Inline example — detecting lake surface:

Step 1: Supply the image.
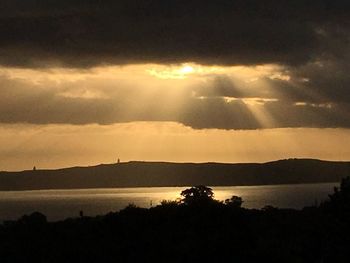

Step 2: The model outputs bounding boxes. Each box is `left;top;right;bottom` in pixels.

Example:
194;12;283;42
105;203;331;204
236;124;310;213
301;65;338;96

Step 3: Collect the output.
0;182;338;221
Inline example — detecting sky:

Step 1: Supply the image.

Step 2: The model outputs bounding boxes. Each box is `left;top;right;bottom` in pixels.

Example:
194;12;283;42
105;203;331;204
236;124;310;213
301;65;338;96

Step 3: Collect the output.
1;0;350;171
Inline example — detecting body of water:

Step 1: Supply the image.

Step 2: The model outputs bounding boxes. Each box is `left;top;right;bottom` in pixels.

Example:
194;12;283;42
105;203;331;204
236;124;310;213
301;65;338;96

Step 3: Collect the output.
0;182;338;221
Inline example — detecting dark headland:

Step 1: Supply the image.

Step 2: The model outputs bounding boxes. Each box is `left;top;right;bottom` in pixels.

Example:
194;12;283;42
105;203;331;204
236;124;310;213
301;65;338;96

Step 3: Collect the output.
0;158;349;190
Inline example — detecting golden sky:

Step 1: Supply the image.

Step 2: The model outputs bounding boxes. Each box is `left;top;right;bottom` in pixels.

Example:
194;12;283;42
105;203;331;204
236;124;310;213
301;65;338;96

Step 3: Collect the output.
1;2;350;171
1;123;350;171
1;63;350;171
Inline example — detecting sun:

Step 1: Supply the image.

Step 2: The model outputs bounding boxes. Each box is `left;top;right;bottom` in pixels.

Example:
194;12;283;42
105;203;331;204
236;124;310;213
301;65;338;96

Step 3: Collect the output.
179;65;194;74
147;63;197;79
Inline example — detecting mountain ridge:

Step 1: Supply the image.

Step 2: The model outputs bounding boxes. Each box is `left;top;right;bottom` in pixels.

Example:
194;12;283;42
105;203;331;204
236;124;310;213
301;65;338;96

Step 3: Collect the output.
0;158;349;191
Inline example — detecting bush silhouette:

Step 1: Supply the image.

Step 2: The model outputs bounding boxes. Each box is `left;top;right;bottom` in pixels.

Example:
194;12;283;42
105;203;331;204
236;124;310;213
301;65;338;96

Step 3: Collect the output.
225;195;243;208
160;200;179;207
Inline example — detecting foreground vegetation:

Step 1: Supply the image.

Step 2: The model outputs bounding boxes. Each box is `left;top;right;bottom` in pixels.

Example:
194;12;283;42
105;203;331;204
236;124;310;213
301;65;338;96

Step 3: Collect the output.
1;178;350;262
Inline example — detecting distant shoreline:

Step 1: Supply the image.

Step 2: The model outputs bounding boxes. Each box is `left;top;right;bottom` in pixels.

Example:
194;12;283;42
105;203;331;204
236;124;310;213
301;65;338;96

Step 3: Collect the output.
0;159;348;191
3;158;350;173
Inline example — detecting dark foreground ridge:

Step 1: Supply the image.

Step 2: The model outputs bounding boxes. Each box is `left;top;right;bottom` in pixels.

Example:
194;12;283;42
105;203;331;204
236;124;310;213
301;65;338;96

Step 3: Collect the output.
2;178;350;263
0;158;350;190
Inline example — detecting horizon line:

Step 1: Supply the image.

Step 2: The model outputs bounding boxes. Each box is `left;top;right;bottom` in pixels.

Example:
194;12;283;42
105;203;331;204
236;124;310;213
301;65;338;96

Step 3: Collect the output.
2;158;350;173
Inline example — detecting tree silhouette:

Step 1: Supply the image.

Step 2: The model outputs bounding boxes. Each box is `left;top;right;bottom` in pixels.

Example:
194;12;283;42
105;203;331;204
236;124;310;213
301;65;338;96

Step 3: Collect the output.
180;185;214;205
19;212;47;225
325;176;350;214
332;176;350;198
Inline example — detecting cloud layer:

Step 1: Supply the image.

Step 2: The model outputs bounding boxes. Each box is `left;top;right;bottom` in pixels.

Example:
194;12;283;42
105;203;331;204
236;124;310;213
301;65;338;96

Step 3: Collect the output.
0;1;350;130
0;0;349;67
0;62;349;130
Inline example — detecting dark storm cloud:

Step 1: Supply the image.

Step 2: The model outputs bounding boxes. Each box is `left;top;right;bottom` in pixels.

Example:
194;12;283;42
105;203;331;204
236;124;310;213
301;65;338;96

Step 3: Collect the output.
0;0;349;67
287;59;350;104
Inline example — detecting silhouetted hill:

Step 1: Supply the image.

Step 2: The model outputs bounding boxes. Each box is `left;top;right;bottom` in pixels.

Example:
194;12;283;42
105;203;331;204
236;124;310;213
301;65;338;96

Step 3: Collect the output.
0;159;349;190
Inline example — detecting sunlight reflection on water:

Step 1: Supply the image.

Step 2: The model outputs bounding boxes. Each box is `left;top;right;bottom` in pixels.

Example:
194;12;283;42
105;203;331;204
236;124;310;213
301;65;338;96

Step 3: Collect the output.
0;183;338;221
